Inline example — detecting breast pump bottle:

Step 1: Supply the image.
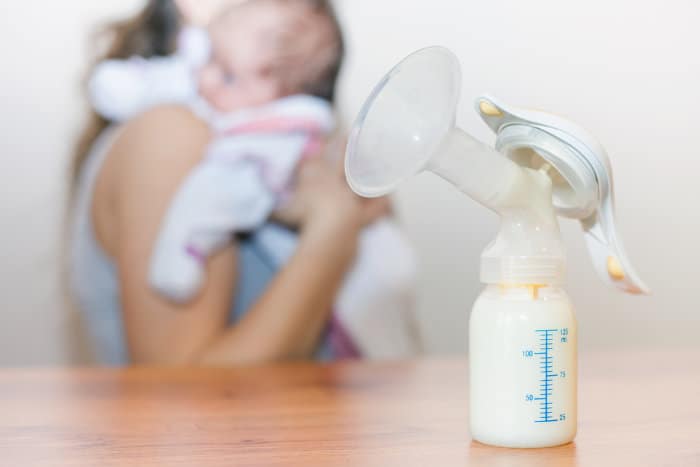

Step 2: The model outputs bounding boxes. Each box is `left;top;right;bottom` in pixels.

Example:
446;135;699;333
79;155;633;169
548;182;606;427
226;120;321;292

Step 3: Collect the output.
466;155;578;448
344;47;648;448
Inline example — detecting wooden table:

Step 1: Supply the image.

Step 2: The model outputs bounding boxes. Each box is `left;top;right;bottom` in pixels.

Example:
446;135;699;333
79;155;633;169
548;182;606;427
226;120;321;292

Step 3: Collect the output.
1;350;698;466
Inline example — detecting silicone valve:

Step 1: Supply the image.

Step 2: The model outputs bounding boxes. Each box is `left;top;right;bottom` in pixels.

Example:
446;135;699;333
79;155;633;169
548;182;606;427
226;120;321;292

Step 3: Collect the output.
476;95;650;295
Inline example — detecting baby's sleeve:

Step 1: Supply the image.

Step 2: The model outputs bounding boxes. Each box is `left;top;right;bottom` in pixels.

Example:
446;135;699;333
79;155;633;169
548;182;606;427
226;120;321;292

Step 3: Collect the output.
149;159;276;303
89;27;209;122
88;56;197;122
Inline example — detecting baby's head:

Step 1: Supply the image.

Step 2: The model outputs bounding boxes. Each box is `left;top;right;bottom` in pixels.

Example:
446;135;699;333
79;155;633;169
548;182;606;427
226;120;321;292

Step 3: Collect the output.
198;0;344;112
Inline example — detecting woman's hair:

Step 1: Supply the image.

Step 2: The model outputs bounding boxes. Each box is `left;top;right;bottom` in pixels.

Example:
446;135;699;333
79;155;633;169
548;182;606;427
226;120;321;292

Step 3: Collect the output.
71;0;181;183
71;0;345;183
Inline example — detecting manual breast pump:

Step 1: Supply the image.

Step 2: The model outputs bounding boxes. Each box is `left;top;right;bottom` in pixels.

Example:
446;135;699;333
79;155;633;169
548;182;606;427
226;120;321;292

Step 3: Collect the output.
344;47;648;448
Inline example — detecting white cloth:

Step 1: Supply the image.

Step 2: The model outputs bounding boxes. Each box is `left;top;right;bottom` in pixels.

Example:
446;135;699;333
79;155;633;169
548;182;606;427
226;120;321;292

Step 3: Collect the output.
88;27;210;121
86;29;421;358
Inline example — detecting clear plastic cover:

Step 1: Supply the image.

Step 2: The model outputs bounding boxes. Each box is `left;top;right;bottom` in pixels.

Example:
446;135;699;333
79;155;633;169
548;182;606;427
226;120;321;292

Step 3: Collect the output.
345;47;462;197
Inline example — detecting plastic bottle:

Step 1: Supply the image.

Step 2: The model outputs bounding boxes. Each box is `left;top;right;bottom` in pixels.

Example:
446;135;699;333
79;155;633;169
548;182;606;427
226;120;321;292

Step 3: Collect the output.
469;284;577;448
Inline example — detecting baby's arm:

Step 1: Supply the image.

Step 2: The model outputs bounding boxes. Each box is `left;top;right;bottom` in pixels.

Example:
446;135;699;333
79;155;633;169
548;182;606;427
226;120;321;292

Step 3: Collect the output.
149;160;275;303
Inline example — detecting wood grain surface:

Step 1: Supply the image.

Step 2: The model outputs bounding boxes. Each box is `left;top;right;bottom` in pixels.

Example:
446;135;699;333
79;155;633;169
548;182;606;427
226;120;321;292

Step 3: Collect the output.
0;350;698;466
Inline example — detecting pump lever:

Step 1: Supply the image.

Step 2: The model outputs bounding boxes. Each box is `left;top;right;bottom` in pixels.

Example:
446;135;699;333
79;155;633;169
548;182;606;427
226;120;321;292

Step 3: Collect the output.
476;95;650;295
581;171;650;295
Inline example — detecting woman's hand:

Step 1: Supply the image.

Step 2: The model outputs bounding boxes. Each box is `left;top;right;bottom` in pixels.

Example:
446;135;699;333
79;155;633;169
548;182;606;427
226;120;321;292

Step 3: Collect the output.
263;156;390;361
272;156;390;239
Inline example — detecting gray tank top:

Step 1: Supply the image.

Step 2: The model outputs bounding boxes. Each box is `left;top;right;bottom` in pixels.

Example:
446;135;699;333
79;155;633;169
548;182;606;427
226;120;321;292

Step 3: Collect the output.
70;127;294;365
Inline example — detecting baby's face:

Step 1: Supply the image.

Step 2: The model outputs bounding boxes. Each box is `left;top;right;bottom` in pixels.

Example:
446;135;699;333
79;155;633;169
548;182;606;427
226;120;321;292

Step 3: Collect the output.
198;1;333;113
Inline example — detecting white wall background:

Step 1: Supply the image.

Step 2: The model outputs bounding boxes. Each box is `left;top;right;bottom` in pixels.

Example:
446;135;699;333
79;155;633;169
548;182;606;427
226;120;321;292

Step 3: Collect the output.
0;0;144;365
0;0;698;365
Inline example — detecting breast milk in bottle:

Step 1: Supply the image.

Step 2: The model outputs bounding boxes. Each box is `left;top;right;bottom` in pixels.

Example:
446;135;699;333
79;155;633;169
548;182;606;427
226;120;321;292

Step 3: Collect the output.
469;283;577;448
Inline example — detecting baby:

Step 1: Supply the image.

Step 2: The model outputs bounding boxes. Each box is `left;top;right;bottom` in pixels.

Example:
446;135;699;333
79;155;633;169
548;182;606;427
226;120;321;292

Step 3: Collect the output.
91;0;341;120
89;0;419;359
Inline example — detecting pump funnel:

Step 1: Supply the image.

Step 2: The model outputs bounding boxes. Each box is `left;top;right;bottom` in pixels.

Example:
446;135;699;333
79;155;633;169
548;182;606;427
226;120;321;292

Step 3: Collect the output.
346;47;523;210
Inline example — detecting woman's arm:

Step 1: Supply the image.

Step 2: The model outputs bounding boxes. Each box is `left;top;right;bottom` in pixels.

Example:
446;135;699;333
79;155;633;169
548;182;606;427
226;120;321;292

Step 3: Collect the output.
101;106;370;365
198;218;359;364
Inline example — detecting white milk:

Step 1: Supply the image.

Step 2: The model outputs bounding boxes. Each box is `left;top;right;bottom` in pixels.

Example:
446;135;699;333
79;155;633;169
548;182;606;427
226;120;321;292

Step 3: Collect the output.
469;284;577;448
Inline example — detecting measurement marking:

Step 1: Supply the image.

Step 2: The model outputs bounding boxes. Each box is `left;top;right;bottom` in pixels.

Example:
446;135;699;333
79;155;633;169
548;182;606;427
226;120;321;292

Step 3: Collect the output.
534;329;558;423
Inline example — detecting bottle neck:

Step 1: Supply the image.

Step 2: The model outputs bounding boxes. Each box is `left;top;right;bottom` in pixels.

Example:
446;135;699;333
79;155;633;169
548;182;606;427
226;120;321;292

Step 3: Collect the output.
480;166;566;286
483;283;566;301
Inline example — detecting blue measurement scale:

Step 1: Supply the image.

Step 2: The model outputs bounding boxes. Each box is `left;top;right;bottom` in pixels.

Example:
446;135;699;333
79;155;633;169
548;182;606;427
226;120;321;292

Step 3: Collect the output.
523;328;569;424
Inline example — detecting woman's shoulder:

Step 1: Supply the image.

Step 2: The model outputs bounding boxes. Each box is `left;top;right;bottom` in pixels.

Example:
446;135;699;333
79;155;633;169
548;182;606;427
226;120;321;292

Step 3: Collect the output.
113;105;211;169
128;104;209;134
95;105;212;255
105;104;212;195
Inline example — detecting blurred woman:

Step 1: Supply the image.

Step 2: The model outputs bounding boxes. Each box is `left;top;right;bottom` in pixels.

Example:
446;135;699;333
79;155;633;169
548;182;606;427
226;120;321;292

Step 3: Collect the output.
70;0;392;366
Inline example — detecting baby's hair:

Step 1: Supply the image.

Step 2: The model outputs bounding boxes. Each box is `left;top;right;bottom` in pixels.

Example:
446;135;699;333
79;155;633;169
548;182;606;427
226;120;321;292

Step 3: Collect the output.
298;0;345;103
234;0;344;103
